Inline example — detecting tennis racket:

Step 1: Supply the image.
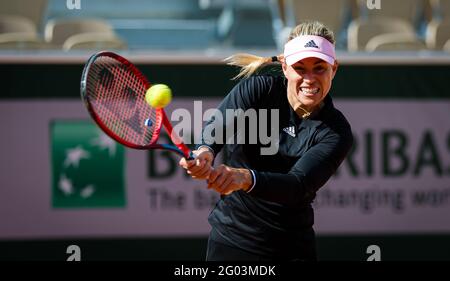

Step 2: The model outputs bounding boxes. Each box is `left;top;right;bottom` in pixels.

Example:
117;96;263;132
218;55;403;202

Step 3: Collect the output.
80;51;194;159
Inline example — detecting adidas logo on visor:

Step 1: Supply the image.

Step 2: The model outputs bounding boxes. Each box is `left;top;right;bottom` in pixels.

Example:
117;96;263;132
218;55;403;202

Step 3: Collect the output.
304;40;319;49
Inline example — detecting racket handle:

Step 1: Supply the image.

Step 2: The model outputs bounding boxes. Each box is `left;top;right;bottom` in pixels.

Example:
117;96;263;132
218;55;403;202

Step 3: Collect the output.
187;151;195;160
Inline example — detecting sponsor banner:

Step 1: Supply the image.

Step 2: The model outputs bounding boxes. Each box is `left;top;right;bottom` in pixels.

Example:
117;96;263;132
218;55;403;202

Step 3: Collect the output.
315;100;450;233
0;99;449;238
51;121;126;208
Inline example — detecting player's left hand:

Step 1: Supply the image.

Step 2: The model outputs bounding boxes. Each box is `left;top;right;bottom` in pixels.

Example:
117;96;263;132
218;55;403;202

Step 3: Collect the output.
207;164;252;195
178;147;214;180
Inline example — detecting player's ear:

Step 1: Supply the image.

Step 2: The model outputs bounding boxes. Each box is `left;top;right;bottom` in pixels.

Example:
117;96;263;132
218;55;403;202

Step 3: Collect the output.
281;61;288;76
331;60;338;79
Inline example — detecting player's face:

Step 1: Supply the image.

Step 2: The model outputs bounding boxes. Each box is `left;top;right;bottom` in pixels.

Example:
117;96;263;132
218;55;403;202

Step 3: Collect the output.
282;57;338;112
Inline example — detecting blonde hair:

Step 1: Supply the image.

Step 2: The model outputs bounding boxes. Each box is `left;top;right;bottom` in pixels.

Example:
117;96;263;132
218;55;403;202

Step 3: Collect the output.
225;21;335;79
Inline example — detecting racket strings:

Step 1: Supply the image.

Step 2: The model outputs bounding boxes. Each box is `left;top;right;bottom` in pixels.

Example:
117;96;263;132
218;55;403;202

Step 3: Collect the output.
114;62;156;145
86;55;158;147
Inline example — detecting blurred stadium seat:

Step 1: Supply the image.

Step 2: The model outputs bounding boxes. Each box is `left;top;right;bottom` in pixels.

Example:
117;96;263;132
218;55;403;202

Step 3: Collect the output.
0;0;47;30
0;15;47;49
62;32;127;51
426;0;450;51
217;0;276;48
347;0;428;51
347;18;421;51
430;0;450;21
443;38;450;52
0;15;37;34
0;33;46;50
273;0;354;50
426;20;450;49
356;0;426;24
44;19;126;50
366;33;427;52
43;0;222;50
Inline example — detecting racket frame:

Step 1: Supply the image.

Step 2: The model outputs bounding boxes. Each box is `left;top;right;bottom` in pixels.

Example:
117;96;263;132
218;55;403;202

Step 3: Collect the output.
81;51;193;159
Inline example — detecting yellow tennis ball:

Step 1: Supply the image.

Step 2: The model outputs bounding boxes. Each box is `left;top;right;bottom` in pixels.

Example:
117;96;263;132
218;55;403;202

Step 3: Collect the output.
145;84;172;108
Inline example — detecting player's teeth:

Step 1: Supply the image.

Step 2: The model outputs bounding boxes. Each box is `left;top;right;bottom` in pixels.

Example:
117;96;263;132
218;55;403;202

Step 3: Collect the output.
301;88;319;94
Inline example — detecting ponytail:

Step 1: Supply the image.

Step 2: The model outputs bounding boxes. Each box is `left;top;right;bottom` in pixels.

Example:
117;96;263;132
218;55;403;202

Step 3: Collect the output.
224;53;282;80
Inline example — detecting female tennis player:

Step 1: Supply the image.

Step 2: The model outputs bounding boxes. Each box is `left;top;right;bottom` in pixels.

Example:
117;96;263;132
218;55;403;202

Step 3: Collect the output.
179;21;353;261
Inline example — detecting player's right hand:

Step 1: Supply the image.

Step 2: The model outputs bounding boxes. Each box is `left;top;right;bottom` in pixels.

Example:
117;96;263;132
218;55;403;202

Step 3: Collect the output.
178;147;214;180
